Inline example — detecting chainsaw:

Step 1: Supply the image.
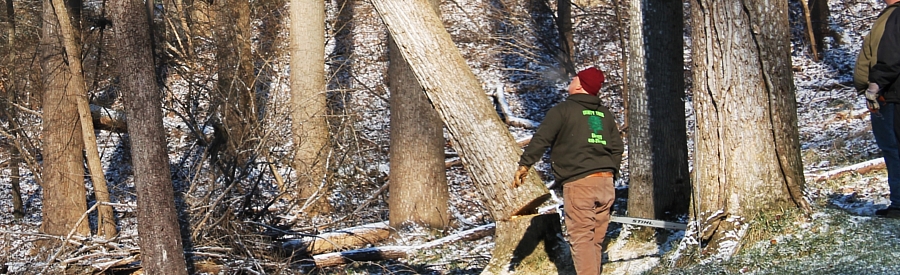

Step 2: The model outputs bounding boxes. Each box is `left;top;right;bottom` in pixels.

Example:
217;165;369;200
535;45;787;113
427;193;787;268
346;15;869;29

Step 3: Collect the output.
610;215;687;230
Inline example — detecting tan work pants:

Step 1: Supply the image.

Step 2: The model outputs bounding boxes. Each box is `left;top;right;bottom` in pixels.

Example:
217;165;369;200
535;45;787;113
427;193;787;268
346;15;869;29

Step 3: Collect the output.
563;175;615;275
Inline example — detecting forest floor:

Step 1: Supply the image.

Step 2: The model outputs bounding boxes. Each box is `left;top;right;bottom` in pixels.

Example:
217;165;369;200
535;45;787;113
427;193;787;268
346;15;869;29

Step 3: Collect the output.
3;0;900;274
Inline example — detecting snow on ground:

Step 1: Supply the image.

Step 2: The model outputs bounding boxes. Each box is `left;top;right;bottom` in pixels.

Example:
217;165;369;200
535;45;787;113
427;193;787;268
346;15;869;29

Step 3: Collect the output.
2;0;900;274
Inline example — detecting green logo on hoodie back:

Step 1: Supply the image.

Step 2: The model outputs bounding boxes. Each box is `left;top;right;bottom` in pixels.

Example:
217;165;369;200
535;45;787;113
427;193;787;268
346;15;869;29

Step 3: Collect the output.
583;110;606;145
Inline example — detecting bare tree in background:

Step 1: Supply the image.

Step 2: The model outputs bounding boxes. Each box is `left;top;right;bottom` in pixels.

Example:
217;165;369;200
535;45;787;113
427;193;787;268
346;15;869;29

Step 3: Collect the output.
684;0;810;260
290;0;333;215
625;0;690;241
809;0;833;56
110;0;189;272
215;0;257;167
38;0;90;238
3;0;25;219
556;0;575;76
387;0;449;230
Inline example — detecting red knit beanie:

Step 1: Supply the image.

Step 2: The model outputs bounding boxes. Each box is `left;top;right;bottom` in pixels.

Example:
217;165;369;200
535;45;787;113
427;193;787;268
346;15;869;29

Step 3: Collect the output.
577;67;605;96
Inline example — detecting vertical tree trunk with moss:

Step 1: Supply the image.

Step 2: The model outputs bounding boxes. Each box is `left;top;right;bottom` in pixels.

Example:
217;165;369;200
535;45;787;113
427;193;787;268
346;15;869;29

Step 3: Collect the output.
290;0;333;215
110;0;189;273
686;0;810;259
387;0;449;231
625;0;690;241
39;0;90;238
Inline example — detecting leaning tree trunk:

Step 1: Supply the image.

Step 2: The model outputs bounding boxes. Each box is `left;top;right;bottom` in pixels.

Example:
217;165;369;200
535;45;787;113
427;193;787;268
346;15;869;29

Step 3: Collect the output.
370;0;568;273
625;0;690;241
39;0;90;238
687;0;810;259
387;0;450;230
49;0;117;239
110;0;189;273
289;0;333;215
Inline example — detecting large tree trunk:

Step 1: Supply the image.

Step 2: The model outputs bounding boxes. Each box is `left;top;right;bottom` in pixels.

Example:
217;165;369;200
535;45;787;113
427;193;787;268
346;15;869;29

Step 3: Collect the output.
215;0;256;167
39;0;90;238
370;1;565;273
49;0;117;239
290;0;333;215
687;0;809;259
110;0;189;273
387;0;449;230
625;0;690;240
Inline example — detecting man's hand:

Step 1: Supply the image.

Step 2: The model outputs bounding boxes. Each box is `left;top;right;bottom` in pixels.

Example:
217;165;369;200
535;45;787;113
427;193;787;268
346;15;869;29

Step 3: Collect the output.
512;165;528;188
866;82;880;111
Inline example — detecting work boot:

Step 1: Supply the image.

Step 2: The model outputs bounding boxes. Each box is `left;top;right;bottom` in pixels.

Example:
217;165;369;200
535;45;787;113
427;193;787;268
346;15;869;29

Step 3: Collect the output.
875;206;900;218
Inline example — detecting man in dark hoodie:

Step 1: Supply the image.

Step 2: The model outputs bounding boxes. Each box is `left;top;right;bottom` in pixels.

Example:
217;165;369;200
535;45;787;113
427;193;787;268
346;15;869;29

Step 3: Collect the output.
513;67;623;275
855;0;900;217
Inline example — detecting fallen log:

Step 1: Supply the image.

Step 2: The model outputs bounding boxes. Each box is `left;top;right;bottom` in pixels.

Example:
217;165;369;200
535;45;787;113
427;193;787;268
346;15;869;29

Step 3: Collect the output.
306;223;495;267
491;84;540;129
90;104;127;132
806;158;885;183
281;222;394;255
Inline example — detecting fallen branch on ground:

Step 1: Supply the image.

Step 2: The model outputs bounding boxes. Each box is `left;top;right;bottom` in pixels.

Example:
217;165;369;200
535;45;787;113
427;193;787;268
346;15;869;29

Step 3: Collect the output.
90;104;127;132
490;84;540;129
281;222;394;255
306;223;495;267
806;158;885;183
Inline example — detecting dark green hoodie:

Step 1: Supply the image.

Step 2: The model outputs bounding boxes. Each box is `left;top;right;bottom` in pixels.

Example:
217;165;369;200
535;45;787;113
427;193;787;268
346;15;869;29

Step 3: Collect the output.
518;93;624;187
855;3;900;102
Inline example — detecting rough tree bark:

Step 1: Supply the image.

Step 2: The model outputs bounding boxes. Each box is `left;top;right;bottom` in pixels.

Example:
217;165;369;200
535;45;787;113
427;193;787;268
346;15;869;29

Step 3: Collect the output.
625;0;690;240
387;0;449;230
370;1;570;273
109;0;189;273
687;0;810;259
290;0;333;215
39;0;90;238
